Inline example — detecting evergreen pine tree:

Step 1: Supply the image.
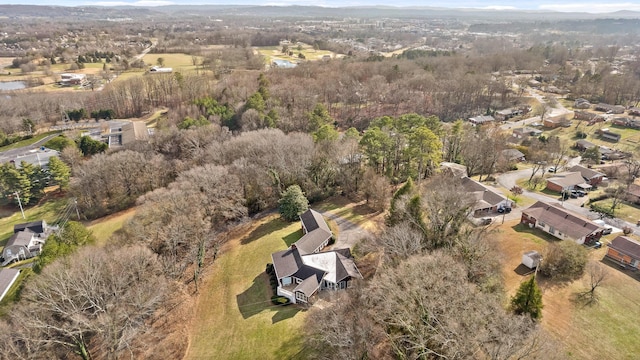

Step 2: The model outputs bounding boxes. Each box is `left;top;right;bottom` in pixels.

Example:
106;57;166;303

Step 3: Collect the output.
511;274;544;320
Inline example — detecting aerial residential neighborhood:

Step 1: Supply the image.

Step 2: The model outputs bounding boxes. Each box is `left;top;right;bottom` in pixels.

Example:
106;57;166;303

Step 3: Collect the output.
0;2;640;360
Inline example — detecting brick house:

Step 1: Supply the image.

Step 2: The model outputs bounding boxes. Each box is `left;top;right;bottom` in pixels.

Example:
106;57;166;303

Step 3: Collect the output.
521;201;604;245
568;164;605;187
605;236;640;270
546;172;592;193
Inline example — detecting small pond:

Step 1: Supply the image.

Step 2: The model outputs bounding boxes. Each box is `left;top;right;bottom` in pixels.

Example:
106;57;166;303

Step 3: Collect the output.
0;81;26;91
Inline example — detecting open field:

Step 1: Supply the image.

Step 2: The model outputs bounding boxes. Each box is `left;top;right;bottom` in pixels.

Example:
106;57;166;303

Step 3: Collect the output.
142;53;200;72
86;207;137;246
495;219;640;359
256;44;337;64
185;214;307;360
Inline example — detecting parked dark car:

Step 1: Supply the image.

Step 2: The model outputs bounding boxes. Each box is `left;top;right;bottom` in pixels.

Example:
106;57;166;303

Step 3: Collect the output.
602;227;613;235
497;206;512;213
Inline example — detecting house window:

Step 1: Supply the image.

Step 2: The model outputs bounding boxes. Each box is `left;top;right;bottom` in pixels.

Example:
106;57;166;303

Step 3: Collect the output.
295;292;307;303
539;221;545;228
282;277;291;286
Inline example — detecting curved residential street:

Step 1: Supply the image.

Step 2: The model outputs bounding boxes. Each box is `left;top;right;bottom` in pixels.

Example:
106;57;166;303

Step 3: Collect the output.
496;167;639;235
0;133;59;164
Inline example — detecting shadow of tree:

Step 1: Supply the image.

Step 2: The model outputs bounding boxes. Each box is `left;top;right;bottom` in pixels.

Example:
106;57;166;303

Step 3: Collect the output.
236;273;271;319
241;218;289;245
283;229;303;247
272;306;301;324
236;273;304;323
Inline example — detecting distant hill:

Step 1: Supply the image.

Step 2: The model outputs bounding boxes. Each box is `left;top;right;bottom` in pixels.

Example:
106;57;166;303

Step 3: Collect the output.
0;5;156;19
0;4;639;22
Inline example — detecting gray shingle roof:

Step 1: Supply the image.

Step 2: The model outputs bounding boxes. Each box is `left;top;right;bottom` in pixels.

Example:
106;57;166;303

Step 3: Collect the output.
0;268;20;302
271;248;303;280
295;209;332;255
300;209;331;233
293;274;322;297
568;165;605;181
609;236;640;259
5;231;34;248
547;172;590;189
522;201;602;241
461;177;508;209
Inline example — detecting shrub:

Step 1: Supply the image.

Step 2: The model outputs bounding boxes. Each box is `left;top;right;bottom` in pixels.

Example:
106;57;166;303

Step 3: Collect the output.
539;241;587;280
265;263;274;274
271;296;291;305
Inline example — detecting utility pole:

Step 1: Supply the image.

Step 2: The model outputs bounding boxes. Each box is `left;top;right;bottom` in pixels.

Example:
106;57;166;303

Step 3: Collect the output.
14;191;25;219
74;198;80;220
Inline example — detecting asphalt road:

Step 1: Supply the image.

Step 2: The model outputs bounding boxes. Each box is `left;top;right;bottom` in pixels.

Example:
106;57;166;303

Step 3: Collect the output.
0;133;59;163
496;167;639;235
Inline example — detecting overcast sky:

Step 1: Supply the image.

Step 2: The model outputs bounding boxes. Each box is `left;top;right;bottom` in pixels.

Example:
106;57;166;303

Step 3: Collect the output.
1;0;640;13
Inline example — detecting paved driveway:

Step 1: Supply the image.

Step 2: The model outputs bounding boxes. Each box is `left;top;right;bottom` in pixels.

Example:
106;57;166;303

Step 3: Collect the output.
321;207;371;250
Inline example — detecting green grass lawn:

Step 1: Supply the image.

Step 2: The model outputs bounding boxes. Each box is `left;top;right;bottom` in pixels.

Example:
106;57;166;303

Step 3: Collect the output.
590;199;640;222
186;214;308;360
542;120;640;153
142;53;201;70
86;208;136;246
0;197;67;247
0;131;60;152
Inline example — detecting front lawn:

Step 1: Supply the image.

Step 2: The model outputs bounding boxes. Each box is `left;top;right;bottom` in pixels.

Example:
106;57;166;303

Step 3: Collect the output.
494;219;640;359
185;214;307;360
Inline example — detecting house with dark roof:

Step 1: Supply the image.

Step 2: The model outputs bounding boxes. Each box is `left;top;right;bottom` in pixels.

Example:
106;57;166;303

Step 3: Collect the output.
461;177;512;215
598;129;622;142
605;236;640;270
0;268;20;302
546;172;592;193
568;164;605;187
270;209;362;304
295;209;333;255
2;220;54;266
501;148;526;162
574;139;596;152
521;201;604;245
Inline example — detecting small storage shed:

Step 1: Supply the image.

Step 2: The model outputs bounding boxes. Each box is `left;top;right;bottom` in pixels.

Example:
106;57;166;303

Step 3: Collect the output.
522;250;542;269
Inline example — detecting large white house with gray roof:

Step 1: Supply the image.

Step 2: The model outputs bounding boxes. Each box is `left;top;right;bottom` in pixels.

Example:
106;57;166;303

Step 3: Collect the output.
270;209;362;304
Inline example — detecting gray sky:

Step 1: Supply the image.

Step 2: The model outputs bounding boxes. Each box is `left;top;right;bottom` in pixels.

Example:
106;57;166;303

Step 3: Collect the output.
1;0;640;13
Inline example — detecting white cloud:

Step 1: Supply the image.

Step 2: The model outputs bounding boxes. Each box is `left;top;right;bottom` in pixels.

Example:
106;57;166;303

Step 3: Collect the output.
539;2;640;13
90;0;173;6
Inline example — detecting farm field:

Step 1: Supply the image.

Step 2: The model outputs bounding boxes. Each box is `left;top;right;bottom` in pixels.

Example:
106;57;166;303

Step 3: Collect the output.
495;219;640;359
